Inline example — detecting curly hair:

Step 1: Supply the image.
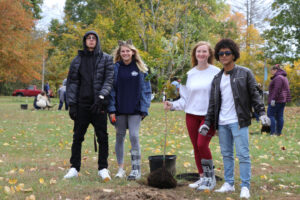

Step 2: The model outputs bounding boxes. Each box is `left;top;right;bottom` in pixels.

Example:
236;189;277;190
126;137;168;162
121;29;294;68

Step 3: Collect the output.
191;41;214;67
214;39;240;61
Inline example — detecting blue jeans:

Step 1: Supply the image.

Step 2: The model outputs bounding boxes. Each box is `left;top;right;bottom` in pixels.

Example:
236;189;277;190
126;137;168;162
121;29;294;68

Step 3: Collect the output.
267;103;285;135
218;122;251;189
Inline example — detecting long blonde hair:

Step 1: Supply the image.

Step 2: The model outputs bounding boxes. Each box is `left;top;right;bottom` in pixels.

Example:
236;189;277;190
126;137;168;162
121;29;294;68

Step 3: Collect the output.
113;40;148;73
191;41;214;67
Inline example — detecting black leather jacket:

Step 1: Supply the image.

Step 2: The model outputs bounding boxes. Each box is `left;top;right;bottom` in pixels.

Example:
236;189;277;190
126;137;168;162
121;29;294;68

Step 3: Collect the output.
204;65;265;129
66;31;114;106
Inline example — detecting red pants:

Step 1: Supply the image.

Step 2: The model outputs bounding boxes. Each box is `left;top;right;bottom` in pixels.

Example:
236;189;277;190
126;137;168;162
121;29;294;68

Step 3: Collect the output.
186;113;215;174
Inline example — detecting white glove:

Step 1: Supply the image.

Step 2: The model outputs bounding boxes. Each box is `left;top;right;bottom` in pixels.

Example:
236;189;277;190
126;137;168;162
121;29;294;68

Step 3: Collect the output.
259;115;271;126
271;100;275;107
198;124;210;136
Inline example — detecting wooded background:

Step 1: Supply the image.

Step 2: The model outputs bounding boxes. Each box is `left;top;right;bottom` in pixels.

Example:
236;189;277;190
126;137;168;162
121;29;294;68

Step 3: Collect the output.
0;0;299;102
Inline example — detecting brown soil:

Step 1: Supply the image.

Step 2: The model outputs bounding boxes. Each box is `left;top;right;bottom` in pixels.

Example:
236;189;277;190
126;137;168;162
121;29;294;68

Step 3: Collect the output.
95;185;189;200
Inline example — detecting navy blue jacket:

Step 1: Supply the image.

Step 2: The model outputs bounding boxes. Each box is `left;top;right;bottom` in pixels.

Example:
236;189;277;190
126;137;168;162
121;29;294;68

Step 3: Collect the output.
108;62;152;115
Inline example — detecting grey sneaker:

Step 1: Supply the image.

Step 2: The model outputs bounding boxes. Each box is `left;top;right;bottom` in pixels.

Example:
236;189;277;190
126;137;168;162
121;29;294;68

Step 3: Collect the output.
115;168;126;178
127;170;141;181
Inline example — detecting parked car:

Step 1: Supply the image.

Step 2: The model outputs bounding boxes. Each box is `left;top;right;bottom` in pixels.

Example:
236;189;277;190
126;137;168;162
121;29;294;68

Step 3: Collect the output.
12;85;53;97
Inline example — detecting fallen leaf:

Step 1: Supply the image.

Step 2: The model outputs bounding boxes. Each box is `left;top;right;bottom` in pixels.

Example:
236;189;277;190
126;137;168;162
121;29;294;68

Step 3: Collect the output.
260;175;267;180
21;187;33;192
183;162;191;168
103;189;114;193
3;143;9;146
84;196;91;200
4;186;11;194
8;178;18;185
19;168;25;174
15;183;24;192
25;194;36;200
50;178;56;184
154;149;161;153
39;178;44;184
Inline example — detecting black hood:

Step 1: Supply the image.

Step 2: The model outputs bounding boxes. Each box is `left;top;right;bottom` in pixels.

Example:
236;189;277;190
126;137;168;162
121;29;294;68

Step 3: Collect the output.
80;31;102;56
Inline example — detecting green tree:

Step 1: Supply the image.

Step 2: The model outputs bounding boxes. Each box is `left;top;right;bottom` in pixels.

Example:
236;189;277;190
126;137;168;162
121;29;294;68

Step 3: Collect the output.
263;0;300;63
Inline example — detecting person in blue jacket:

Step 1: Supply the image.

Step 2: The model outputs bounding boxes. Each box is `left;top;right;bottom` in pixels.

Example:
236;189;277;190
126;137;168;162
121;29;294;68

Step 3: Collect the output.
108;40;152;181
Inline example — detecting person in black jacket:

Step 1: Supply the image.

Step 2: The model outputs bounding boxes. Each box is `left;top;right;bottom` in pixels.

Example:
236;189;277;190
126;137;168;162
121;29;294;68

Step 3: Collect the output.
198;39;270;199
63;31;114;181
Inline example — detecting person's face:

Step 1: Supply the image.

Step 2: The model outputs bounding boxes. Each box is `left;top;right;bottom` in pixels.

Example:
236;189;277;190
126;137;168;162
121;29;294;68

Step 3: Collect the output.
120;46;134;63
218;48;234;66
195;45;210;64
85;34;97;50
271;68;277;75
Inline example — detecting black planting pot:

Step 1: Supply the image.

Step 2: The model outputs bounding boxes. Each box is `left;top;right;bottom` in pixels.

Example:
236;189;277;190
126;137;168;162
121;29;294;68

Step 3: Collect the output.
148;155;176;176
21;104;28;110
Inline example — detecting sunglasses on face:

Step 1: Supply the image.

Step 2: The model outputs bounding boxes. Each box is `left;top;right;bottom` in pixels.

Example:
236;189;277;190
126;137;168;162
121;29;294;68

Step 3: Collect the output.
86;36;96;41
218;51;232;56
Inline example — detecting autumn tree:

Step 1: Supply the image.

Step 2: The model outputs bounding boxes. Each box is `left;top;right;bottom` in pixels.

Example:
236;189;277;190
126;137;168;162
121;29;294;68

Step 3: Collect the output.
0;0;45;84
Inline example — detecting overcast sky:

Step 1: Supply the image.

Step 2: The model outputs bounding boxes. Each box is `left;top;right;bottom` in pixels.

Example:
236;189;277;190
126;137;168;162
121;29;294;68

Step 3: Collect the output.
35;0;66;31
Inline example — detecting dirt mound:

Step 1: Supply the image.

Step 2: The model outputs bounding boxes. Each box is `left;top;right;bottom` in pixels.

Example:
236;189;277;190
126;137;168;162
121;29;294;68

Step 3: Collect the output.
97;186;187;200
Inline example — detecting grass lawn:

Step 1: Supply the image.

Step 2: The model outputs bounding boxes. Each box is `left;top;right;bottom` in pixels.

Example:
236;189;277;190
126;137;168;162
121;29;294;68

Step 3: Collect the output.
0;96;299;199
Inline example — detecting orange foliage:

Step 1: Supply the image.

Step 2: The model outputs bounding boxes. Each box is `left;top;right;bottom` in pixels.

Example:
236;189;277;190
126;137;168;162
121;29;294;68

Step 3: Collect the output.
0;0;44;83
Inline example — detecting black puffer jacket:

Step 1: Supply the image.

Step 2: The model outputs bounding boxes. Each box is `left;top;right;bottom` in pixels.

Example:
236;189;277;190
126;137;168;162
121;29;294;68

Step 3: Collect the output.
66;31;114;106
204;65;265;129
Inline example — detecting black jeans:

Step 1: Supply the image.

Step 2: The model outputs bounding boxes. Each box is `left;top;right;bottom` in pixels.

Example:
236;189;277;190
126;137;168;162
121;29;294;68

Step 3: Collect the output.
70;106;108;171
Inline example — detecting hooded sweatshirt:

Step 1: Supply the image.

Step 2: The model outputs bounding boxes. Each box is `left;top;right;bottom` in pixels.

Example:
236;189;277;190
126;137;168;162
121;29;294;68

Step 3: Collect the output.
78;31;101;107
268;68;291;104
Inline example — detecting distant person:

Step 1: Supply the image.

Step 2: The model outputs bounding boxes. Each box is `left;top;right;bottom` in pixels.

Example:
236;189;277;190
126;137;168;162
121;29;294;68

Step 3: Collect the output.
267;64;291;136
36;91;52;109
58;79;68;110
44;82;50;96
164;41;220;191
63;31;114;181
171;77;180;100
108;40;152;180
199;39;270;199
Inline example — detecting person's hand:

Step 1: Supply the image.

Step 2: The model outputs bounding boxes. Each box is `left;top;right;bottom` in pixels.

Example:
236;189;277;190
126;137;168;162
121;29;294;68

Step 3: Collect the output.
164;101;173;111
69;106;77;120
271;100;275;107
259;115;271;126
109;113;116;125
140;112;147;121
198;124;209;136
90;96;106;114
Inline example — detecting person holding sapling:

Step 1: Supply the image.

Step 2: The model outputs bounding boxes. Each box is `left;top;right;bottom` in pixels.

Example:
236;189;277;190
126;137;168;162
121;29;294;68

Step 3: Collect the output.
164;41;220;191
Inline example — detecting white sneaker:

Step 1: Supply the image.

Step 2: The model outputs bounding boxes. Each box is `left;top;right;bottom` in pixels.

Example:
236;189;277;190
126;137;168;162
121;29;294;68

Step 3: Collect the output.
98;168;111;182
240;187;250;199
215;182;235;193
127;170;141;181
115;168;126;178
63;168;78;179
188;177;204;189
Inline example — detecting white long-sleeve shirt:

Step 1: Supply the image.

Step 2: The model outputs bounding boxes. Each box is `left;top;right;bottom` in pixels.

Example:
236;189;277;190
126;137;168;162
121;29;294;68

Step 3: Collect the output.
172;65;220;115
